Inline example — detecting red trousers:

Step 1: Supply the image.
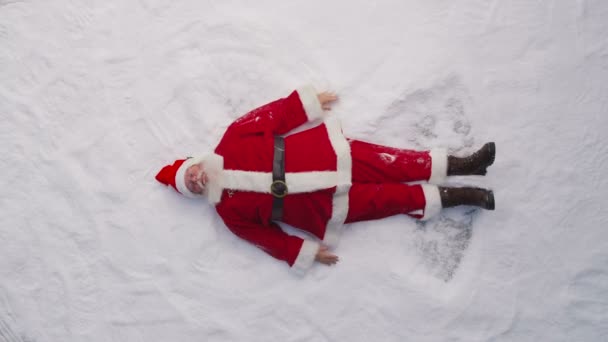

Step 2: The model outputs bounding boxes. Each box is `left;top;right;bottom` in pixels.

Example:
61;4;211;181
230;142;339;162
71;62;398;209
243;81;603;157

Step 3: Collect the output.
345;139;446;223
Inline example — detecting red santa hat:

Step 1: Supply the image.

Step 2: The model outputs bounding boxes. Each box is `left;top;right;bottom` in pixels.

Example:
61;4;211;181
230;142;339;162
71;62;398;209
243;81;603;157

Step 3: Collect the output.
155;157;204;198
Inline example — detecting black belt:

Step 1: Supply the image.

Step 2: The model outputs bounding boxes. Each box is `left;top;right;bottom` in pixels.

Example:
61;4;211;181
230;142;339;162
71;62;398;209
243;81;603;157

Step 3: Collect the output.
271;136;288;221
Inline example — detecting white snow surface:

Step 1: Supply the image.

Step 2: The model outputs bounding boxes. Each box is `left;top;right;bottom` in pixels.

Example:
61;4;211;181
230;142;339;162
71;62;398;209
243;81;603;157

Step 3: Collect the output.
1;1;608;341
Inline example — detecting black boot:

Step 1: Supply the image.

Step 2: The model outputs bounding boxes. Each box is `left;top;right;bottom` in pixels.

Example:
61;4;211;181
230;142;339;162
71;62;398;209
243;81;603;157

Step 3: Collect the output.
439;187;495;210
448;142;496;176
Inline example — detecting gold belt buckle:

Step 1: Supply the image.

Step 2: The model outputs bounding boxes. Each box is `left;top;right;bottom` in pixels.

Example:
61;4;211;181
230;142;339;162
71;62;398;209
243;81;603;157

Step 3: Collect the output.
270;180;288;198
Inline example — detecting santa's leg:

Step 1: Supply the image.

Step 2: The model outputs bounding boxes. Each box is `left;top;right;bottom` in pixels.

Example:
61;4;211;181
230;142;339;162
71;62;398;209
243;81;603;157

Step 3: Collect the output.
345;183;440;222
349;139;496;183
345;183;494;223
348;139;447;184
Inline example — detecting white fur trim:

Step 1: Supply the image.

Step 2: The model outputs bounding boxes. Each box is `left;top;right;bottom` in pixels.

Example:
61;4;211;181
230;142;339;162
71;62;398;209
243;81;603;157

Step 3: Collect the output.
285;172;338;193
292;239;320;275
322;117;352;247
420;184;442;221
325;118;352;194
323;192;349;246
428;148;447;185
221;170;273;194
217;171;340;195
296;85;325;122
175;157;205;198
408;209;424;216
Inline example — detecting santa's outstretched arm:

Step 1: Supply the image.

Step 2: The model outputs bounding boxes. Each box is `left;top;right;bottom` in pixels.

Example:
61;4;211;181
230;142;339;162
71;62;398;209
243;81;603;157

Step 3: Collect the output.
222;218;321;275
227;85;329;135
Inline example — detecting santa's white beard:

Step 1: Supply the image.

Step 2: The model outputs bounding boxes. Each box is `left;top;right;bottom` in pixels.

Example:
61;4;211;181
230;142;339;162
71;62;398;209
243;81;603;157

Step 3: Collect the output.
196;169;206;190
199;159;221;197
198;153;224;204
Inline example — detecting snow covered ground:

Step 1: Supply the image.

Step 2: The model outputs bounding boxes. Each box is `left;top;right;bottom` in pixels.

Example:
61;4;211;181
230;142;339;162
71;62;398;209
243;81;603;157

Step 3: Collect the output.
1;1;607;341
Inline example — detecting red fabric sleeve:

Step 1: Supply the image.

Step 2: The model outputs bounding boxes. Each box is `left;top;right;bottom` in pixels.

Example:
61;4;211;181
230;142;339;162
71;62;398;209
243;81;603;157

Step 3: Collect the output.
227;87;324;135
221;217;305;267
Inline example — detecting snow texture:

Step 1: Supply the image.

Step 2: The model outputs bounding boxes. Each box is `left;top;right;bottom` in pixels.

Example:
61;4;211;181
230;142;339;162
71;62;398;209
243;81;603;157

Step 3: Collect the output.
1;1;608;341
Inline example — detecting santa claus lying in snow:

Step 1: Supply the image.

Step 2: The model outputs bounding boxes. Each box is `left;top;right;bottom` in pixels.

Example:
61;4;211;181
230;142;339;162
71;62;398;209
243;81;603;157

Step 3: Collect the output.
155;86;495;274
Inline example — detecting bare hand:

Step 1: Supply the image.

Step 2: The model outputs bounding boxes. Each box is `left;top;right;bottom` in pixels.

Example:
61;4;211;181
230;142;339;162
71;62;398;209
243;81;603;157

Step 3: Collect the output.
315;245;339;265
317;92;338;110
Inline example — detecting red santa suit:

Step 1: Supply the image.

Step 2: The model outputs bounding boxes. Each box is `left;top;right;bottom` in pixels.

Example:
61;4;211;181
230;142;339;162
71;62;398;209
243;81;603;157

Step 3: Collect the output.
155;86;447;274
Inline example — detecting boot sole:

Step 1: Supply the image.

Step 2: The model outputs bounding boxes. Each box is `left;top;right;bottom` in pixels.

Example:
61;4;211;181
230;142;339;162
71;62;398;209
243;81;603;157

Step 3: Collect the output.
486;142;496;166
485;190;495;210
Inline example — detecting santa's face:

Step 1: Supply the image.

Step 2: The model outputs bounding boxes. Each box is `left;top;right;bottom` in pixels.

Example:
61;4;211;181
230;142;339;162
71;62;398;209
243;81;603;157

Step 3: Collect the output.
184;162;208;195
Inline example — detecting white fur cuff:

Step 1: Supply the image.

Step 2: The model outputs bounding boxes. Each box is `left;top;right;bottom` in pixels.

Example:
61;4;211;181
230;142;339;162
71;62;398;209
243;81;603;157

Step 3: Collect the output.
428;148;447;185
292;239;320;275
296;85;325;122
420;184;442;221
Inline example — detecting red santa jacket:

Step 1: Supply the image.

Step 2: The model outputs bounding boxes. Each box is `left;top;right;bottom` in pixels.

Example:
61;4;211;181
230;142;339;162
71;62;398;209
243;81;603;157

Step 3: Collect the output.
197;86;351;274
